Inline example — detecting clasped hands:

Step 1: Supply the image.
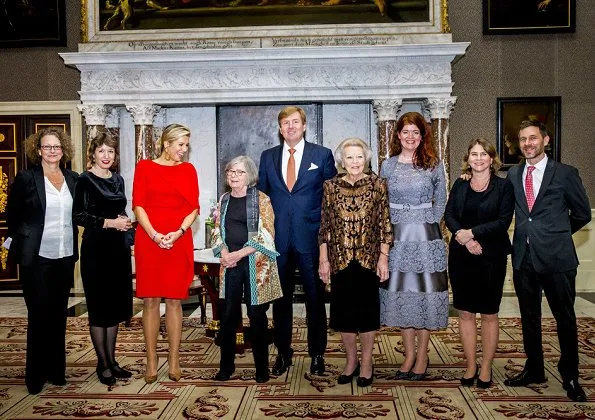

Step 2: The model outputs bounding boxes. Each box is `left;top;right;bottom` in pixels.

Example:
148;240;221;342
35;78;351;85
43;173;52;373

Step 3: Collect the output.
455;229;482;255
110;215;132;232
219;249;242;268
153;230;183;250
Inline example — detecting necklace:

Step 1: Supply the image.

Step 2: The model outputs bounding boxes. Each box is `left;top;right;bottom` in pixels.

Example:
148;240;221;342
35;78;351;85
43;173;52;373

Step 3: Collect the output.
45;170;64;186
91;165;111;178
470;176;490;192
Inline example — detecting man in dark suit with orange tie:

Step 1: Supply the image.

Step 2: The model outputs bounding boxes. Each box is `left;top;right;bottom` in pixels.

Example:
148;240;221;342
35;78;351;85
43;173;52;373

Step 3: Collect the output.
258;106;337;376
504;119;591;401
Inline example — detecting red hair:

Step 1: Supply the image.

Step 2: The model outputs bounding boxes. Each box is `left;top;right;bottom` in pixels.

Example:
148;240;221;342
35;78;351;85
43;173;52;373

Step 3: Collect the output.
389;112;439;170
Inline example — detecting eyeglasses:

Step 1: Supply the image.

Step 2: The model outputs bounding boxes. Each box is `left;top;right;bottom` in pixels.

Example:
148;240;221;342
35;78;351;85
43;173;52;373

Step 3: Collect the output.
226;169;246;177
40;145;62;151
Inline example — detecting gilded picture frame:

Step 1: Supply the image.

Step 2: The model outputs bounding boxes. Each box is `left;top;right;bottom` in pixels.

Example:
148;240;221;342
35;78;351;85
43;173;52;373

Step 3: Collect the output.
496;96;561;169
80;0;449;48
483;0;575;35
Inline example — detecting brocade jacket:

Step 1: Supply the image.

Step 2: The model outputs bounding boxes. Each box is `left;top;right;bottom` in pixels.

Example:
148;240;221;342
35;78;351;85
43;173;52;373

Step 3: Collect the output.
318;173;393;275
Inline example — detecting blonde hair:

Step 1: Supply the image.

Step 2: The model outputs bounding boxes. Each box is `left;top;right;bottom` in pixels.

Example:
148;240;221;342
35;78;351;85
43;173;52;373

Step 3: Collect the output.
158;124;191;156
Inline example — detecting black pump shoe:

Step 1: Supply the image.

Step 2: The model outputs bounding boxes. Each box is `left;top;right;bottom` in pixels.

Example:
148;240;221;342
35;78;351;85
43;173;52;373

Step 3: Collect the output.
476;370;493;389
110;363;132;379
96;368;116;386
337;363;360;384
460;364;479;387
356;366;374;387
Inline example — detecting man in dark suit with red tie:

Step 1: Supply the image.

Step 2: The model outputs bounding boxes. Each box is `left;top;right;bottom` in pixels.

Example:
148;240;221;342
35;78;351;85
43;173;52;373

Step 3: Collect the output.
504;119;591;401
258;106;337;376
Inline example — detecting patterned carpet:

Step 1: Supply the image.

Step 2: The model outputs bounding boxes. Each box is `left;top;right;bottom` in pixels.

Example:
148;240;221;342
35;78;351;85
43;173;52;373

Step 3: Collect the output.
0;316;594;419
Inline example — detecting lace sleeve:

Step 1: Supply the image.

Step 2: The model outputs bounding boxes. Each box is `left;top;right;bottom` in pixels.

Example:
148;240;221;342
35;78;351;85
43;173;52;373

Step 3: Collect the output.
432;163;447;223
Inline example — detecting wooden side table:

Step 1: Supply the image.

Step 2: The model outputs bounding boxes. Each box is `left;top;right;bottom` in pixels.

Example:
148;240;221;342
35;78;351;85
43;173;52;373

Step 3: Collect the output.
194;249;246;353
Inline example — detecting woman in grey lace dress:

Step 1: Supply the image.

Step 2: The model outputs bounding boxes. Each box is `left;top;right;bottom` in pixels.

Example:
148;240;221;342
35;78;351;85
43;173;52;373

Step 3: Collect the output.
379;112;448;381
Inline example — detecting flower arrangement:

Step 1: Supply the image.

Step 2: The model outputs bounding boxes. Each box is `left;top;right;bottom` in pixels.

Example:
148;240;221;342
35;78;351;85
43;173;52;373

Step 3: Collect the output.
204;200;218;228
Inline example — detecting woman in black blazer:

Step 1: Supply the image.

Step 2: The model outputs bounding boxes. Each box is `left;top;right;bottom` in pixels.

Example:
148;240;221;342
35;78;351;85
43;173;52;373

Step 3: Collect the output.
445;138;514;389
6;127;78;395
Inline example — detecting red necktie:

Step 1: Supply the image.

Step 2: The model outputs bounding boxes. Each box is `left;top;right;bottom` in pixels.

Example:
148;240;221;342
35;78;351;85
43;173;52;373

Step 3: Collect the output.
287;148;296;191
525;165;536;211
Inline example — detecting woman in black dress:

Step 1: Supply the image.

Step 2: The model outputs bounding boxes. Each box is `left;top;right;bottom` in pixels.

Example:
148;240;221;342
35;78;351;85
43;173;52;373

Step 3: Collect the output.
445;138;514;389
73;131;133;386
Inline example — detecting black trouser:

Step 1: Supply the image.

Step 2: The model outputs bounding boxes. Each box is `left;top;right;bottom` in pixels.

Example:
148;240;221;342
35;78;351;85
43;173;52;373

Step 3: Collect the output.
513;246;579;381
219;260;269;374
273;248;327;358
21;256;74;391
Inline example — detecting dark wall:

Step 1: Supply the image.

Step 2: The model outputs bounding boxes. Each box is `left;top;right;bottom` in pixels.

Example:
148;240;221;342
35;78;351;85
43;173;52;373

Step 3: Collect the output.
0;0;592;200
0;0;81;101
449;0;595;200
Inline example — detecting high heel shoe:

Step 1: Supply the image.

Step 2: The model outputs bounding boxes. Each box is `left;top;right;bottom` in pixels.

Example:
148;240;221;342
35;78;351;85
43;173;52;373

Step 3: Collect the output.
337;363;360;384
460;364;479;387
168;370;182;381
168;354;181;381
144;354;158;384
408;359;429;381
394;358;416;380
96;367;117;386
110;363;132;379
356;366;374;387
476;369;493;389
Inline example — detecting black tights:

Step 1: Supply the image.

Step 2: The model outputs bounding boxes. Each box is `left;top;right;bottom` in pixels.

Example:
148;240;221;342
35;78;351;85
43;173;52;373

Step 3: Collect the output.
90;325;119;377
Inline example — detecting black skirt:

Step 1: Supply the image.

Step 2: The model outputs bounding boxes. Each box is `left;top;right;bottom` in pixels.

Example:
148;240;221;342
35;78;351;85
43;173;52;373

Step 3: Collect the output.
449;251;507;315
329;261;380;333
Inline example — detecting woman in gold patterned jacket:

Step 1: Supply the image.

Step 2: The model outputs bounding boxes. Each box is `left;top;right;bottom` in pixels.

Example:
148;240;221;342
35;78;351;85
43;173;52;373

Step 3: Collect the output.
318;138;393;387
211;155;282;384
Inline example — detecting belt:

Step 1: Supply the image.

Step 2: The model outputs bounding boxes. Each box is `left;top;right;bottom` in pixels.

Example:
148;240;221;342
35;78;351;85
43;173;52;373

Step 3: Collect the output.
390;202;432;210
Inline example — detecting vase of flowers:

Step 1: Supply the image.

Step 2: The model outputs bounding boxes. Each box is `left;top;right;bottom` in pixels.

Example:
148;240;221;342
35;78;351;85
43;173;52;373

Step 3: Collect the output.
204;200;218;248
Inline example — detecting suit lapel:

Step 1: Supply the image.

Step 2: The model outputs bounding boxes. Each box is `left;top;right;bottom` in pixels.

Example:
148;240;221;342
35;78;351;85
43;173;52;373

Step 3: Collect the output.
63;169;76;198
532;159;555;210
273;145;286;190
293;141;313;191
33;166;46;213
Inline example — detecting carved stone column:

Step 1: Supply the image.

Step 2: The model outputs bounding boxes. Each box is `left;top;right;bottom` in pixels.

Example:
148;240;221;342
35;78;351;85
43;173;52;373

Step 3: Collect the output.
78;104;108;166
126;104;160;163
152;108;168;159
373;99;402;170
424;97;456;188
104;107;121;172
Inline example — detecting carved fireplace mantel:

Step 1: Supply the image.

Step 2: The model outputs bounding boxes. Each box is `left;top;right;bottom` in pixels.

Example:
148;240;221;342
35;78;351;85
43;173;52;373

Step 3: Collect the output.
61;42;468;105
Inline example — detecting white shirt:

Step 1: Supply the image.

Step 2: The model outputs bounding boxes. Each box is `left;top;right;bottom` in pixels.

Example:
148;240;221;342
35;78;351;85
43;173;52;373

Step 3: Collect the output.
281;138;305;185
522;155;548;199
39;177;74;259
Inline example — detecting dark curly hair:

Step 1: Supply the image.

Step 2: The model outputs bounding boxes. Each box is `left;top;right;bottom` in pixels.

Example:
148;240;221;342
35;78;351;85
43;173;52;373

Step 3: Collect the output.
389;112;439;170
24;127;74;166
86;130;119;170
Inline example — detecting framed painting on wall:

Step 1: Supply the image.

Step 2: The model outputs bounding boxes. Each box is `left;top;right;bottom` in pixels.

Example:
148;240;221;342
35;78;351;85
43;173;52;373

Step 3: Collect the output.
80;0;447;47
496;96;561;169
0;0;67;47
483;0;575;34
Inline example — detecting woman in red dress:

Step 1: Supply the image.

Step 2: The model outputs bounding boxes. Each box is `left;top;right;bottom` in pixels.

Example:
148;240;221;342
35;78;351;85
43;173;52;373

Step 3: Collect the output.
133;124;200;383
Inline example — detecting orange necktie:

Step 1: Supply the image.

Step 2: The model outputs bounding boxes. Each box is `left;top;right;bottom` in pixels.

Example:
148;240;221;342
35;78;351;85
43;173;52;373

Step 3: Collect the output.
287;148;296;191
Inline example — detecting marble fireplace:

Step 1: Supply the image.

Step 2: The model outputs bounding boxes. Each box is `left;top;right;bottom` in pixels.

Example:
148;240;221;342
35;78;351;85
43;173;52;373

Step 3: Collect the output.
61;29;469;248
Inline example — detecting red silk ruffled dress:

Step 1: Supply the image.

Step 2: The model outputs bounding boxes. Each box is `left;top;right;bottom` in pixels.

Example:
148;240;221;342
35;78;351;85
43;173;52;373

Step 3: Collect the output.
132;160;200;299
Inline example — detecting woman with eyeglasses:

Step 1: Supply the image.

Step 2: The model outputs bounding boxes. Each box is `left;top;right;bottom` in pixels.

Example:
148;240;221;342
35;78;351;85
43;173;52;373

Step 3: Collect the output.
6;127;79;394
132;124;199;383
211;156;282;384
